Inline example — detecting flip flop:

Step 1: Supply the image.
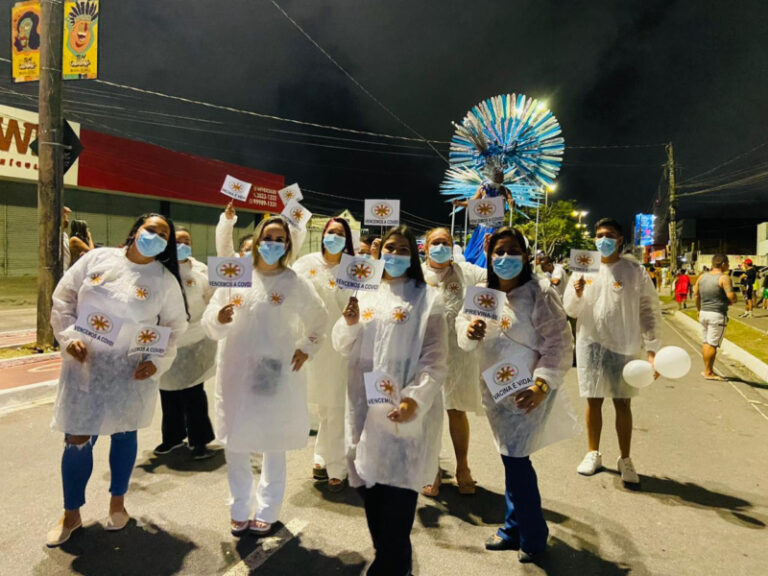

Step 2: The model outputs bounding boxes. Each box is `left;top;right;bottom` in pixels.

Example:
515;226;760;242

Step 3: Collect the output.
701;372;726;381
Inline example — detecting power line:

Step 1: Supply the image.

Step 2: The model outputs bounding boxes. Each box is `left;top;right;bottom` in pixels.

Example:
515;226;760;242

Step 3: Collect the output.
678;140;768;185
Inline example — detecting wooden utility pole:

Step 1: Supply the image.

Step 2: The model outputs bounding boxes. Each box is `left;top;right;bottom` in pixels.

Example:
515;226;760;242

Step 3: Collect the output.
36;0;65;347
666;142;677;273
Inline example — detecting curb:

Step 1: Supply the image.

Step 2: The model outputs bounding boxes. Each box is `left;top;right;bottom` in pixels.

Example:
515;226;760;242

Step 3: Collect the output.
0;351;60;369
673;311;768;383
0;379;57;415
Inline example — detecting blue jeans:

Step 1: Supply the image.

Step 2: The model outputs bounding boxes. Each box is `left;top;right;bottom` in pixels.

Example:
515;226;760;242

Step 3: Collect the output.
497;455;549;554
62;431;138;511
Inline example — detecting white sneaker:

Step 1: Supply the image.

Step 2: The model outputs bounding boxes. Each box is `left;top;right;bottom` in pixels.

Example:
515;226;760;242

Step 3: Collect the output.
577;451;602;475
617;457;640;485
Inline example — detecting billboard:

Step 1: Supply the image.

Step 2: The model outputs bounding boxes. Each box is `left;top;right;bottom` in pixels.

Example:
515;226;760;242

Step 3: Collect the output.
635;213;655;247
11;1;41;83
63;0;99;80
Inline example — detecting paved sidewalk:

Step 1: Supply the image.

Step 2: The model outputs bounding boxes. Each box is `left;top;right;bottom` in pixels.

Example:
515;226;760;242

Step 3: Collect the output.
0;306;36;332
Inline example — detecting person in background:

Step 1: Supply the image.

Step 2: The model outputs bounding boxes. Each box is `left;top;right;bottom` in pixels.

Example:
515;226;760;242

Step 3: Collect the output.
739;259;757;318
358;234;381;259
333;225;447;576
155;226;217;460
647;266;657;290
761;272;768;310
293;217;356;492
62;206;72;271
539;255;568;299
69;220;95;266
216;200;254;258
564;218;662;487
203;216;327;537
421;227;486;497
674;269;692;310
46;213;189;547
693;254;737;381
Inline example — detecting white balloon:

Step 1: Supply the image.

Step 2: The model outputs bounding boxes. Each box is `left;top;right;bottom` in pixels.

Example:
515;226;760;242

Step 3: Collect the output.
654;346;692;380
622;360;655;388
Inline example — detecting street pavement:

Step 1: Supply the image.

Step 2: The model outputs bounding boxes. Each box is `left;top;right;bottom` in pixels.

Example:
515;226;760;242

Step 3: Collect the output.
0;318;766;576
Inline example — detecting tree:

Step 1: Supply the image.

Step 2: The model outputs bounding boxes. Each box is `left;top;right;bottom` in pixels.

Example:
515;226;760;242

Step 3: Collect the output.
518;199;593;261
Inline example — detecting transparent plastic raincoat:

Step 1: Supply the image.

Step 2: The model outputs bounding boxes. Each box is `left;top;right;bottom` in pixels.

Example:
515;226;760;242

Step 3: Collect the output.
457;278;578;457
160;257;217;391
202;268;327;453
51;248;188;436
293;252;351;408
422;261;486;412
563;257;662;398
332;279;447;492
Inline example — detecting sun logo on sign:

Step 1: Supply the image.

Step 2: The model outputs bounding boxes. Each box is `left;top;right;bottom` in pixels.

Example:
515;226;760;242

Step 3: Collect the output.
475;201;496;216
137;329;159;345
373;203;392;219
135;286;150;300
376;378;396;398
230;295;244;308
291;208;305;224
219;262;242;279
392;306;409;324
348;261;373;281
576;254;593;267
494;364;518;385
269;292;285;306
361;308;375;322
284;190;295;200
474;292;497;310
231;182;243;193
88;313;111;334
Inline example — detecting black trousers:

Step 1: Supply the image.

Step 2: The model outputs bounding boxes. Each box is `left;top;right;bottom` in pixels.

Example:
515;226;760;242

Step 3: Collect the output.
159;383;215;448
357;484;418;576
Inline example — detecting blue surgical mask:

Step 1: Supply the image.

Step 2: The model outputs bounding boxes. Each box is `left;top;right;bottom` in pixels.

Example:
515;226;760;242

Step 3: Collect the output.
596;237;618;258
258;241;286;265
382;253;411;278
243;250;252;257
493;255;524;280
323;233;346;254
136;230;167;258
176;243;192;261
428;244;452;264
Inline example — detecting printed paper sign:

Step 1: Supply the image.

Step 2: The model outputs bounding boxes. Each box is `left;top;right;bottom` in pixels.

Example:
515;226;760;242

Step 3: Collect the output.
281;198;312;230
73;305;124;347
463;286;506;322
468;196;505;225
278;183;303;205
364;371;400;407
335;253;385;291
569;249;601;274
482;356;534;403
128;324;172;356
207;256;253;288
221;175;252;202
364;199;400;227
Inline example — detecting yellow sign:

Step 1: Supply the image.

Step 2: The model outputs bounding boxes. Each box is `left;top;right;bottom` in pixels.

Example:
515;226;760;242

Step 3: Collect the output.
63;0;99;80
11;1;41;84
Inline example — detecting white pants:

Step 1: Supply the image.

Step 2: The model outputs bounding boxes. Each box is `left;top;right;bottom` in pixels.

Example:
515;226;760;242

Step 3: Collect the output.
313;405;347;480
226;449;286;523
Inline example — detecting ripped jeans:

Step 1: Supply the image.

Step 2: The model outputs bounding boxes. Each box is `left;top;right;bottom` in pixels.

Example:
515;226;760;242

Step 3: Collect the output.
62;431;137;511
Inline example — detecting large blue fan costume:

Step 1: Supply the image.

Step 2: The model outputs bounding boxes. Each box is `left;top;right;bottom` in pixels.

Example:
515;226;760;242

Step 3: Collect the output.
440;93;565;265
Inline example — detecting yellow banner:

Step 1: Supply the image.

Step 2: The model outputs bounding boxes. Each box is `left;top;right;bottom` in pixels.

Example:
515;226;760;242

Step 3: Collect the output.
62;0;99;80
11;1;41;84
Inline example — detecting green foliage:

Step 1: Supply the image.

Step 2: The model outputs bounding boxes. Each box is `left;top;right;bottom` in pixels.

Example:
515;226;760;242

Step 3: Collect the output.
517;199;593;260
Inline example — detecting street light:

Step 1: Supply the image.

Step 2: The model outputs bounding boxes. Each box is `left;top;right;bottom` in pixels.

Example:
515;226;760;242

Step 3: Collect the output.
545;183;557;207
571;209;588;228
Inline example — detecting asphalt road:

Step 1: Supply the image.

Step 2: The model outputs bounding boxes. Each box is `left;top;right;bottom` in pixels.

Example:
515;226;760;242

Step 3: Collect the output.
0;317;766;576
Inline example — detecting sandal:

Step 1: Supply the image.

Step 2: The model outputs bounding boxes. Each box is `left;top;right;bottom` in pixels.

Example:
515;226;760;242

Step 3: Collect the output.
701;372;726;381
422;473;441;498
313;465;329;482
230;519;249;537
46;518;82;548
327;477;347;493
456;468;477;495
249;520;273;535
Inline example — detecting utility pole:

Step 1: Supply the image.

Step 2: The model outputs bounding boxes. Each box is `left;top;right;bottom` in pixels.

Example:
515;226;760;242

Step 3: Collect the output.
36;0;65;347
666;142;677;273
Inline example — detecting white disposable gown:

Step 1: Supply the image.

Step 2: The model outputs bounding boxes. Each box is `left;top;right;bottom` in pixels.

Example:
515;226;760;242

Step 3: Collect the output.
563;257;662;398
457;278;579;457
202;267;327;453
332;279;447;492
51;248;188;436
160;257;217;391
292;252;351;408
422;261;486;412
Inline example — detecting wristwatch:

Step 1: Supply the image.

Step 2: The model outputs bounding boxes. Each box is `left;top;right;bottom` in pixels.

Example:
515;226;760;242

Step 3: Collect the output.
534;378;550;394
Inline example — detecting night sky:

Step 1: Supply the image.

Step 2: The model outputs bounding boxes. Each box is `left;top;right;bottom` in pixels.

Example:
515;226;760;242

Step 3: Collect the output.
2;0;767;232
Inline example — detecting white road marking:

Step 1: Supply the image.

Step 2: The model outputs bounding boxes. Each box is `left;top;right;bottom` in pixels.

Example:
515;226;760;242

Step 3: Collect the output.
222;518;308;575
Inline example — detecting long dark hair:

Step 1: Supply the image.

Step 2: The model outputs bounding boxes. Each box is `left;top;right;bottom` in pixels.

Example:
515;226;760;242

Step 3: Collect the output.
70;219;89;243
486;227;533;290
321;217;355;257
14;11;40;52
381;225;425;285
124;213;189;319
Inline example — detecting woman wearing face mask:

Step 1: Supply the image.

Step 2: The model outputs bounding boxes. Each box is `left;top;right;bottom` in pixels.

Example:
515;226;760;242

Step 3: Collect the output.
333;225;447;576
155;227;217;460
202;216;327;537
457;227;576;563
216;200;254;258
421;227;486;497
47;214;189;547
293;217;356;491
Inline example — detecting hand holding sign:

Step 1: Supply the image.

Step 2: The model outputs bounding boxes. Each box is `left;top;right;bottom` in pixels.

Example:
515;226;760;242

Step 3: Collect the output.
482;356;535;404
208;256;253;288
128;324;172;356
281;199;312;230
221;175;252;202
570;249;601;274
463;286;506;322
335;253;384;291
364;199;400;227
278;183;303;205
